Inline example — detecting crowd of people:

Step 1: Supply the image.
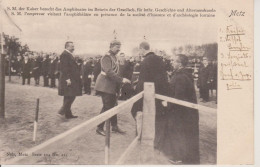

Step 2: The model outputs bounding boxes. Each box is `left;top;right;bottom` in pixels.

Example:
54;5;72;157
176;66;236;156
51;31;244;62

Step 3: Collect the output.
4;47;217;103
4;39;218;164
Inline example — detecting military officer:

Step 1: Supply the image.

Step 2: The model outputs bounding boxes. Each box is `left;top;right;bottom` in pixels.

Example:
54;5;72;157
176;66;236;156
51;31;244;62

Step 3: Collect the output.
95;40;130;136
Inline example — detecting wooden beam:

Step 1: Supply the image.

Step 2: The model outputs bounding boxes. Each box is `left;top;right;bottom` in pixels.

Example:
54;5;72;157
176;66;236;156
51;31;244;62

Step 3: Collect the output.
116;136;139;165
155;94;217;113
4;91;144;164
140;82;156;163
33;98;40;141
0;36;5;118
105;119;110;164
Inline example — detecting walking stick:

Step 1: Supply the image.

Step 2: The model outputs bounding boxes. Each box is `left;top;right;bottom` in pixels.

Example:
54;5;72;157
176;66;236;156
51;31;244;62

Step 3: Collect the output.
33;98;40;141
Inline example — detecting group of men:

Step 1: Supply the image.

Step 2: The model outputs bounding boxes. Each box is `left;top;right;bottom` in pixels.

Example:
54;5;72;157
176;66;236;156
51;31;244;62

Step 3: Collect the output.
5;50;102;93
4;39;217;164
6;43;217;105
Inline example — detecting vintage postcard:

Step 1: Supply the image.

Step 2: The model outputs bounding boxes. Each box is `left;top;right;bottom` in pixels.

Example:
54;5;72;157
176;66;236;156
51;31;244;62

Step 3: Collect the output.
0;0;254;165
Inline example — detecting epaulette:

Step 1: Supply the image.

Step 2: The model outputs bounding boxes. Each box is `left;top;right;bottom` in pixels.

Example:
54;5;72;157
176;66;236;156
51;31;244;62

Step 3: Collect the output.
104;52;110;56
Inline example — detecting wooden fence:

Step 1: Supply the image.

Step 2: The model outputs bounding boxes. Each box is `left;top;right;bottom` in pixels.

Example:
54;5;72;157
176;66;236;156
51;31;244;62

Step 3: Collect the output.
4;82;216;165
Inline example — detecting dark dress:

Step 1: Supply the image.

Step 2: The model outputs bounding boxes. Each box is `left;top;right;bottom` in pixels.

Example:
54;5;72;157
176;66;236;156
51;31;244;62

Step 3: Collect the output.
162;68;200;164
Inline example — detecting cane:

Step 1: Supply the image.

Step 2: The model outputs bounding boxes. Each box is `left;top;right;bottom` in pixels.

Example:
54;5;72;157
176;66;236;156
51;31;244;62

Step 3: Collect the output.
33;98;40;142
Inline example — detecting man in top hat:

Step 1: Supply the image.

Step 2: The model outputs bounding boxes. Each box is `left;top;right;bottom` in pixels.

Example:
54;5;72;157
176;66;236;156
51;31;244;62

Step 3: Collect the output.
58;41;82;119
95;39;131;136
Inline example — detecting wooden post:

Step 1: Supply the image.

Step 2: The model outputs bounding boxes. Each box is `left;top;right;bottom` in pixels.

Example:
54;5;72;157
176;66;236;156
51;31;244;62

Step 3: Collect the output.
8;51;11;82
140;82;156;164
105;119;110;164
33;98;39;141
0;33;5;118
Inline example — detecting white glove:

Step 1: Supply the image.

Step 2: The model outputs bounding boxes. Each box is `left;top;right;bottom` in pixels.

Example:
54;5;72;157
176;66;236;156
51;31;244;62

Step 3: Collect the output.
122;78;131;84
162;101;168;107
66;79;71;86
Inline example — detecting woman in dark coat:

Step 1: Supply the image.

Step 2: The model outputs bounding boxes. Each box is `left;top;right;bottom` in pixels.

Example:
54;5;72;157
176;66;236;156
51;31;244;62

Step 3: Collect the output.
162;54;200;164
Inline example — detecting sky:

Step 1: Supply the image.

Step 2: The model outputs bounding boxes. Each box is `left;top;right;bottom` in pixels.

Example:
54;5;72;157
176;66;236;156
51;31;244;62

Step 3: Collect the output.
1;0;217;56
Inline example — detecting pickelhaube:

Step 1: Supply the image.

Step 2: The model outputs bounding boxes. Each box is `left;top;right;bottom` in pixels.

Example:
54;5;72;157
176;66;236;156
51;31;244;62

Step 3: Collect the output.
110;39;121;48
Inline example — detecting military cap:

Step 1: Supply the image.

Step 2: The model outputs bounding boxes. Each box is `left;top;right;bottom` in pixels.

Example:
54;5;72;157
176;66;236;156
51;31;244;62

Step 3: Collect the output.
110;39;121;48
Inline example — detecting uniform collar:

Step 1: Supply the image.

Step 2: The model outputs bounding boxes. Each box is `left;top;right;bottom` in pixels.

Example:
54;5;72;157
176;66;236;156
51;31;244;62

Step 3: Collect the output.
65;49;73;55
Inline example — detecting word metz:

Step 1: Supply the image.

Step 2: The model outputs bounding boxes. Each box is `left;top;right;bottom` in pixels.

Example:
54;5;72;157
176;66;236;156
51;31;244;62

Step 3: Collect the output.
229;10;245;17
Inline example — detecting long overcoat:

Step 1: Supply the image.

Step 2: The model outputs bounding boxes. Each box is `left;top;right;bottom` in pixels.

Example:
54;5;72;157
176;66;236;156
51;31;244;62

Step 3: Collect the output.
58;50;82;96
130;52;169;150
161;68;200;164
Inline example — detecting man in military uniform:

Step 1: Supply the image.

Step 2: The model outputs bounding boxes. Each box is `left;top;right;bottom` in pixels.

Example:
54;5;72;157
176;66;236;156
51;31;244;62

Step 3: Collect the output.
21;54;32;85
82;58;93;94
58;41;82;119
48;53;58;88
32;52;41;86
95;40;131;136
197;57;212;102
41;54;50;87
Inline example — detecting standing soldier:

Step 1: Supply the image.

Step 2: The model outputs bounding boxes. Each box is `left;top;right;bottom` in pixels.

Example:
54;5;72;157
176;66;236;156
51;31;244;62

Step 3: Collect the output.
94;40;130;136
210;60;217;104
41;53;50;87
93;56;101;83
21;54;32;85
48;53;57;88
32;52;41;86
13;54;22;77
197;57;212;102
55;56;61;80
58;41;82;119
82;58;93;95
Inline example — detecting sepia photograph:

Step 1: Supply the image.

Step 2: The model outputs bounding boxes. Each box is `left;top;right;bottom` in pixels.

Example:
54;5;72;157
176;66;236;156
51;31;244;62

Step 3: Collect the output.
0;0;253;165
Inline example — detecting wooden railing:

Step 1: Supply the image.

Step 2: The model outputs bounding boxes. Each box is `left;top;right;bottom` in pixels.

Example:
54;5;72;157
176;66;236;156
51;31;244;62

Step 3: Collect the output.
4;91;143;164
4;82;216;165
116;82;217;164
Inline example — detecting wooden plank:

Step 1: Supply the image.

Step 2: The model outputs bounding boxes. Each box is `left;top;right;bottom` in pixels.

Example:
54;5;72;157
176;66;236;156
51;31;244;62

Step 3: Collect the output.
142;82;156;143
4;91;144;164
105;119;110;164
155;94;217;113
140;82;156;163
0;32;5;118
33;99;40;141
115;136;139;165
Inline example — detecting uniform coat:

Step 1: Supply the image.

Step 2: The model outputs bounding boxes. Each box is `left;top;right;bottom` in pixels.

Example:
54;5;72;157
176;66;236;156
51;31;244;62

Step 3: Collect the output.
93;59;101;82
41;58;50;86
94;51;123;95
48;59;57;78
198;64;212;101
32;58;41;79
58;50;82;96
21;59;32;78
82;61;93;94
162;68;200;164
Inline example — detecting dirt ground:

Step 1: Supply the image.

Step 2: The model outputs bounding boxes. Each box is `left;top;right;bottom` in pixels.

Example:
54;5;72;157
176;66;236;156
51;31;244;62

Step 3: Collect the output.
0;76;217;165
